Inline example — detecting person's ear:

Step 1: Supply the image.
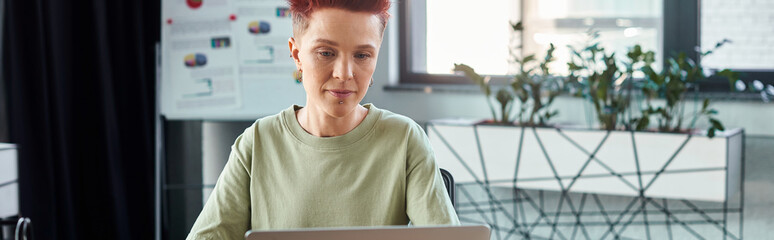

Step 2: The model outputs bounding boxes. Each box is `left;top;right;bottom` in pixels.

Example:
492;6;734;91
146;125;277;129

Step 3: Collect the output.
288;37;302;70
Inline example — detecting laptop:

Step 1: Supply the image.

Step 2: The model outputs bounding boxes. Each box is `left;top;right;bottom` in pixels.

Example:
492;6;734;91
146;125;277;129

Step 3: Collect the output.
245;225;490;240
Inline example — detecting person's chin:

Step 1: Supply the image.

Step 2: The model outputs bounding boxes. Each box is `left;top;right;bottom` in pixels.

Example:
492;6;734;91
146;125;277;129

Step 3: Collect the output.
322;101;353;117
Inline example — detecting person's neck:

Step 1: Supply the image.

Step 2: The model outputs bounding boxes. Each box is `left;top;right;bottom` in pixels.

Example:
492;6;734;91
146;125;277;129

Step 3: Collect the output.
296;103;369;137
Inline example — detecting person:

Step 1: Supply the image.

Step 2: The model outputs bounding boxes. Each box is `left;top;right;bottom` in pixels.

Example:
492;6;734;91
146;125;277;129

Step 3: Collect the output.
187;0;459;239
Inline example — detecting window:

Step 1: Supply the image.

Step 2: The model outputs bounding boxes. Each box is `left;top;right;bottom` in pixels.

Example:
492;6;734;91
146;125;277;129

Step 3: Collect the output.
701;0;774;70
522;0;662;77
700;0;774;89
400;0;773;90
401;0;663;84
423;0;518;76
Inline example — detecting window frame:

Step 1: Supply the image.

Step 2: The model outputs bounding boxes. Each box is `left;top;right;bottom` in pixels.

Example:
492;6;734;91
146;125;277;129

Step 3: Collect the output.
398;0;512;85
398;0;774;92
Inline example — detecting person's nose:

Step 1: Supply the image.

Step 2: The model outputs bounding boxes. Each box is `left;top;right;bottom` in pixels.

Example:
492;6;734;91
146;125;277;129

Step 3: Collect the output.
332;56;354;82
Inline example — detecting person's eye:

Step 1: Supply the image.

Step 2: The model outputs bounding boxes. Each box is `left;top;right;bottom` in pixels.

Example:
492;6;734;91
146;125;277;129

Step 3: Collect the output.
355;53;371;60
318;51;335;57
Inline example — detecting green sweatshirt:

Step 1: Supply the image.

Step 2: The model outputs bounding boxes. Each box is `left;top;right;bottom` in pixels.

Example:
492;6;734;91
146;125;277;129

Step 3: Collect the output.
187;104;460;240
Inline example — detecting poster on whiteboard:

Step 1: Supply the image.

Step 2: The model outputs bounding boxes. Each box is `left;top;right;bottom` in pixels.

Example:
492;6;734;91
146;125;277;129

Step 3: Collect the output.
161;0;295;114
234;1;297;79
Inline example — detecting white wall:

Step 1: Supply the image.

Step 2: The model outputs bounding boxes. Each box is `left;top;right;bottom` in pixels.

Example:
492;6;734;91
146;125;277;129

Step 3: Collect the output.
364;4;774;136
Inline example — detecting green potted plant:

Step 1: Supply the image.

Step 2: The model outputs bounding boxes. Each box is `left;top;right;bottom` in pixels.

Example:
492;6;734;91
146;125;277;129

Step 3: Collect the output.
631;40;737;137
566;31;629;131
451;64;515;124
430;33;743;205
511;44;562;126
452;22;564;126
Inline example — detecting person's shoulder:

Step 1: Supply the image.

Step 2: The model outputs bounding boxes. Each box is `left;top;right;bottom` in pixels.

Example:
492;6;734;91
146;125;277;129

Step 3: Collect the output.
373;105;421;129
234;105;293;141
254;111;281;129
254;105;295;132
370;105;424;136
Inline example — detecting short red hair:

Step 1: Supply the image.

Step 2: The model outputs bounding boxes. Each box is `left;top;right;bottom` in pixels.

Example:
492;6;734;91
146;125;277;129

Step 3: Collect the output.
287;0;391;37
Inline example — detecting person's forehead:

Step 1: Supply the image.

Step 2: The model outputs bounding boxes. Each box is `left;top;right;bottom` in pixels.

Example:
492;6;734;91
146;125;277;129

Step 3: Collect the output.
311;38;377;50
308;8;380;23
303;8;382;39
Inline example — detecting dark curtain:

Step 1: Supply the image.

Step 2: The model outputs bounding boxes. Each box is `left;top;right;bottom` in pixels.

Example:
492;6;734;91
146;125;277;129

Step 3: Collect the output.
3;0;159;239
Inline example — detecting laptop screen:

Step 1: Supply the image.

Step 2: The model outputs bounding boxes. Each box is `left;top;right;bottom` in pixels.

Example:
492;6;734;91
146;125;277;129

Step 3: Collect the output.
245;225;490;240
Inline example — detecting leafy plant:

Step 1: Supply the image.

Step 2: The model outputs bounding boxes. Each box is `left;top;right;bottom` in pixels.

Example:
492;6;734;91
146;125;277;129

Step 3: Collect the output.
623;45;655;130
510;43;562;126
453;21;564;126
506;21;565;126
567;31;629;131
631;40;735;137
452;64;514;123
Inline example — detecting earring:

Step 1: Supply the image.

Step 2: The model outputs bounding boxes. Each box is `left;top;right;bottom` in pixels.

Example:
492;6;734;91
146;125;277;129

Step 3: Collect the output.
369;78;374;87
294;70;302;83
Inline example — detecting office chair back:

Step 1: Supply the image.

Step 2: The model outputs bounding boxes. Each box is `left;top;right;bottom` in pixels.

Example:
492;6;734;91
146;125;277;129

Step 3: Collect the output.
439;168;455;208
0;216;32;240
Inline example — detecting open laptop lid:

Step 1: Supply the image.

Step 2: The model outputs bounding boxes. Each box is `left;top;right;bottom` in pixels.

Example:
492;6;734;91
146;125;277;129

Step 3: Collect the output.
245;225;490;240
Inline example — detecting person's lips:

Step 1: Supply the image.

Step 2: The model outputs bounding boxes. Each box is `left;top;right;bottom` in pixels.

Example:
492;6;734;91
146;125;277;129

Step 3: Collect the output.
327;89;354;98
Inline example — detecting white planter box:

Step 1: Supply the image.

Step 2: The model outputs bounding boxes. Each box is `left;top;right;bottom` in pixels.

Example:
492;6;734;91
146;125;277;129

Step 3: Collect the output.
427;120;743;202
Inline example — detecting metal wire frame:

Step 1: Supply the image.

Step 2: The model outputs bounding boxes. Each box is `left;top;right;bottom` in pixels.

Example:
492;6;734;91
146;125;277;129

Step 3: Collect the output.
427;123;745;240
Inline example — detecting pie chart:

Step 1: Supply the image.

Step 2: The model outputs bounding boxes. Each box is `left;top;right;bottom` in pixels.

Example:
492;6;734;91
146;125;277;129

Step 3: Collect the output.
248;21;271;34
187;0;203;9
184;53;207;68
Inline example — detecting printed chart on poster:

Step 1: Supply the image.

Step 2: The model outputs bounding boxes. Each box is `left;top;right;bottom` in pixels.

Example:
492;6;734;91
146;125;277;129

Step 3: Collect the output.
161;0;305;120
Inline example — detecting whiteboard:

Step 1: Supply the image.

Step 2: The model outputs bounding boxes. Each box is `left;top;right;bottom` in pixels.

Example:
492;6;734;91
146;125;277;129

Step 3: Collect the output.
160;0;306;120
